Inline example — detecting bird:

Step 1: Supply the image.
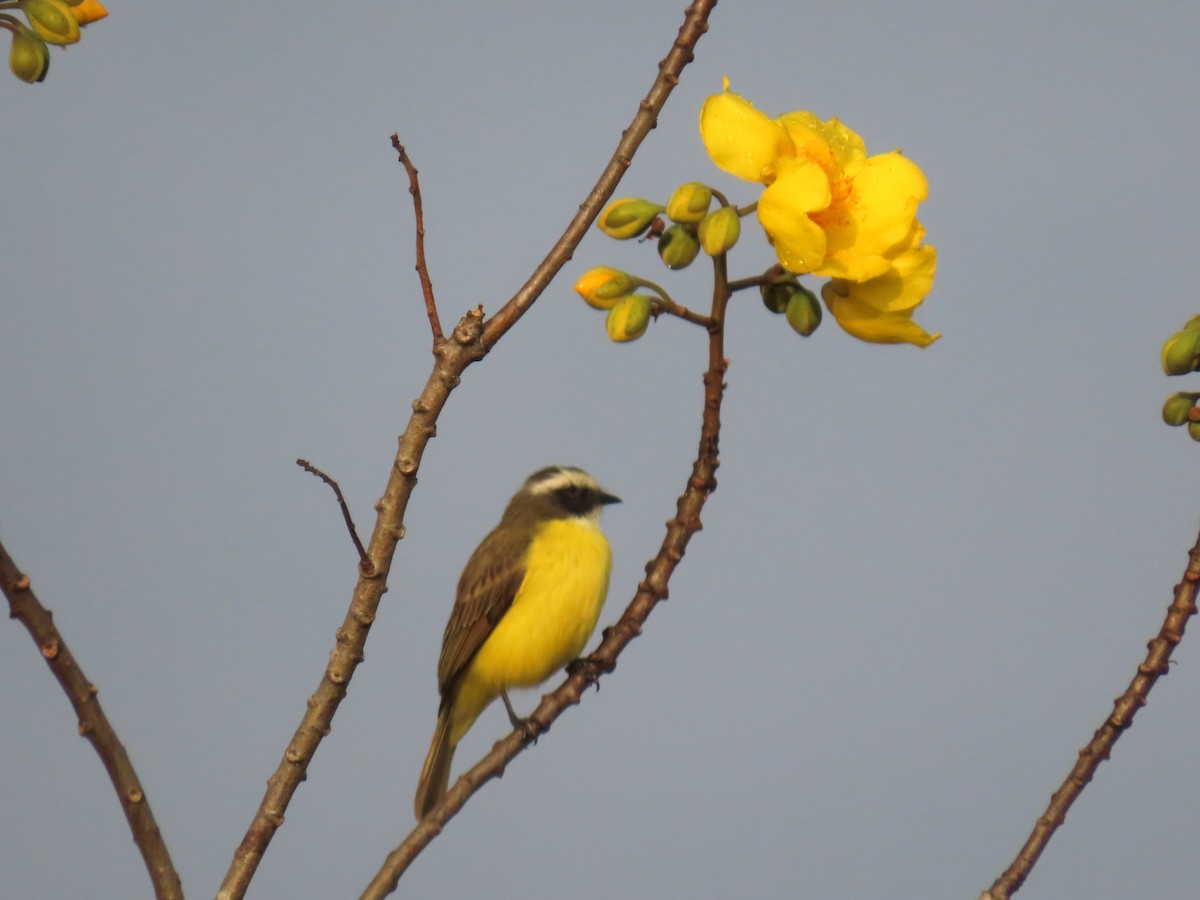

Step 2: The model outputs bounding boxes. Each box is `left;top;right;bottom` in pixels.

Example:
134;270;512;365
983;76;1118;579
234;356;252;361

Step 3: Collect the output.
414;465;620;820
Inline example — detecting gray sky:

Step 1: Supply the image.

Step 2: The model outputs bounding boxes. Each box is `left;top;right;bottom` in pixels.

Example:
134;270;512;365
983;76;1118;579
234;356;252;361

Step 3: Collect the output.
5;3;1200;898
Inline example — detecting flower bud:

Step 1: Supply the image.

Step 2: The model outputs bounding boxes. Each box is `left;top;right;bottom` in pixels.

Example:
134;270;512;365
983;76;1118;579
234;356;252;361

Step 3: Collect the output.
574;266;637;310
784;285;822;336
657;223;700;270
605;294;653;343
1162;328;1200;376
66;0;108;26
697;206;741;256
1188;421;1200;443
665;182;712;223
21;0;80;45
598;198;665;240
1163;393;1197;427
8;23;49;83
760;279;798;314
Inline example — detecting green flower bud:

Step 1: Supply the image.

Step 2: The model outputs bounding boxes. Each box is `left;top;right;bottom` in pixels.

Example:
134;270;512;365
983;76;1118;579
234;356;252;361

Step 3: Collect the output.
784;285;822;336
1183;315;1200;333
1163;393;1196;427
598;198;665;240
8;23;49;83
1188;421;1200;443
574;266;637;310
665;182;712;223
697;206;741;256
1162;328;1200;376
657;223;700;270
20;0;80;45
760;279;798;314
605;294;653;343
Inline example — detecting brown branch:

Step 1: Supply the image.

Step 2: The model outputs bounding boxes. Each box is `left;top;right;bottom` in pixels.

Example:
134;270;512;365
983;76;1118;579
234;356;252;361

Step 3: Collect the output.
980;526;1200;899
390;137;442;342
216;309;487;900
360;253;732;900
1;538;183;900
296;458;370;572
218;5;716;896
480;0;718;350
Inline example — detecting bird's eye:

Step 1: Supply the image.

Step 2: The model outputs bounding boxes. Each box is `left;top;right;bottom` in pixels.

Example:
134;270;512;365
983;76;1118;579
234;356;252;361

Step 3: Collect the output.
557;485;591;512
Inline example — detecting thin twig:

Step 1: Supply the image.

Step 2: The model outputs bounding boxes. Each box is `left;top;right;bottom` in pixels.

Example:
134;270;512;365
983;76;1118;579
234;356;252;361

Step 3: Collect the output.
217;4;716;896
390;137;442;342
637;276;715;328
1;538;183;900
480;0;718;350
360;246;732;900
296;458;371;573
980;525;1200;899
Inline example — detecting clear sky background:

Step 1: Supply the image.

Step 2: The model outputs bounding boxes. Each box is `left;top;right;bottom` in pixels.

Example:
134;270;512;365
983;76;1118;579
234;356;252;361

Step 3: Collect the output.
4;3;1200;898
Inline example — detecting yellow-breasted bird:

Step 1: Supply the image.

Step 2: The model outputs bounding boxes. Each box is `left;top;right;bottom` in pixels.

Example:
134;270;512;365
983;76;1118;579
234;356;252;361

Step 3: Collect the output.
414;465;620;819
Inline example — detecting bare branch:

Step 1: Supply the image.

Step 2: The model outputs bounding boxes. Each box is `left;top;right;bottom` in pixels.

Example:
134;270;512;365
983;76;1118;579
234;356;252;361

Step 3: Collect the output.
981;526;1200;899
1;538;183;900
217;308;487;900
390;137;442;342
296;458;370;572
480;0;719;350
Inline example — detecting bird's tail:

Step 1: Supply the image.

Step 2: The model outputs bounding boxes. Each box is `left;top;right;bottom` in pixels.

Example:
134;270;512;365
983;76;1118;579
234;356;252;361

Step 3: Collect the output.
414;709;455;820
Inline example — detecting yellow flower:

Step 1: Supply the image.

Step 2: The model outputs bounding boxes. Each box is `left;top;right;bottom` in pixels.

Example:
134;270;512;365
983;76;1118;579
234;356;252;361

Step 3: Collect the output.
820;229;939;347
700;79;928;281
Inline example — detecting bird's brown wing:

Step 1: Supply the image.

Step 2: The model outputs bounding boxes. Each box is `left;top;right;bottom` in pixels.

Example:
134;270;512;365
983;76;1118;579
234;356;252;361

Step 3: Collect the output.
435;528;526;701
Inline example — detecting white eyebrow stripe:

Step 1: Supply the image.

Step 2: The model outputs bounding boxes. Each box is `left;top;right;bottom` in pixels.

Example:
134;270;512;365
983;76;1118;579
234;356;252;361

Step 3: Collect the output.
525;468;596;496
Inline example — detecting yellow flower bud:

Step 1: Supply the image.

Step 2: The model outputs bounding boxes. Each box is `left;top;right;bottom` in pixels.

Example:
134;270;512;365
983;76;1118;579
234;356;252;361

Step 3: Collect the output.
1162;329;1200;376
657;223;701;270
66;0;107;26
1162;393;1196;427
598;198;665;240
20;0;80;45
784;284;822;336
8;23;49;83
697;206;741;256
574;266;636;310
665;182;713;223
605;295;653;343
1188;421;1200;443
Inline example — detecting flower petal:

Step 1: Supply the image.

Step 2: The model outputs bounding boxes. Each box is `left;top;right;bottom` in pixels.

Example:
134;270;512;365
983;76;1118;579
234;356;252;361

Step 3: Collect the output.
757;158;832;272
700;82;792;184
849;244;937;313
814;151;928;281
821;277;940;347
778;112;867;174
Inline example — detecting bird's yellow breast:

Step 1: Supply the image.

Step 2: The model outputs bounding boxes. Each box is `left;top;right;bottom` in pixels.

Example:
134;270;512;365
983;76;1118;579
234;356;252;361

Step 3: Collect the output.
449;516;612;743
